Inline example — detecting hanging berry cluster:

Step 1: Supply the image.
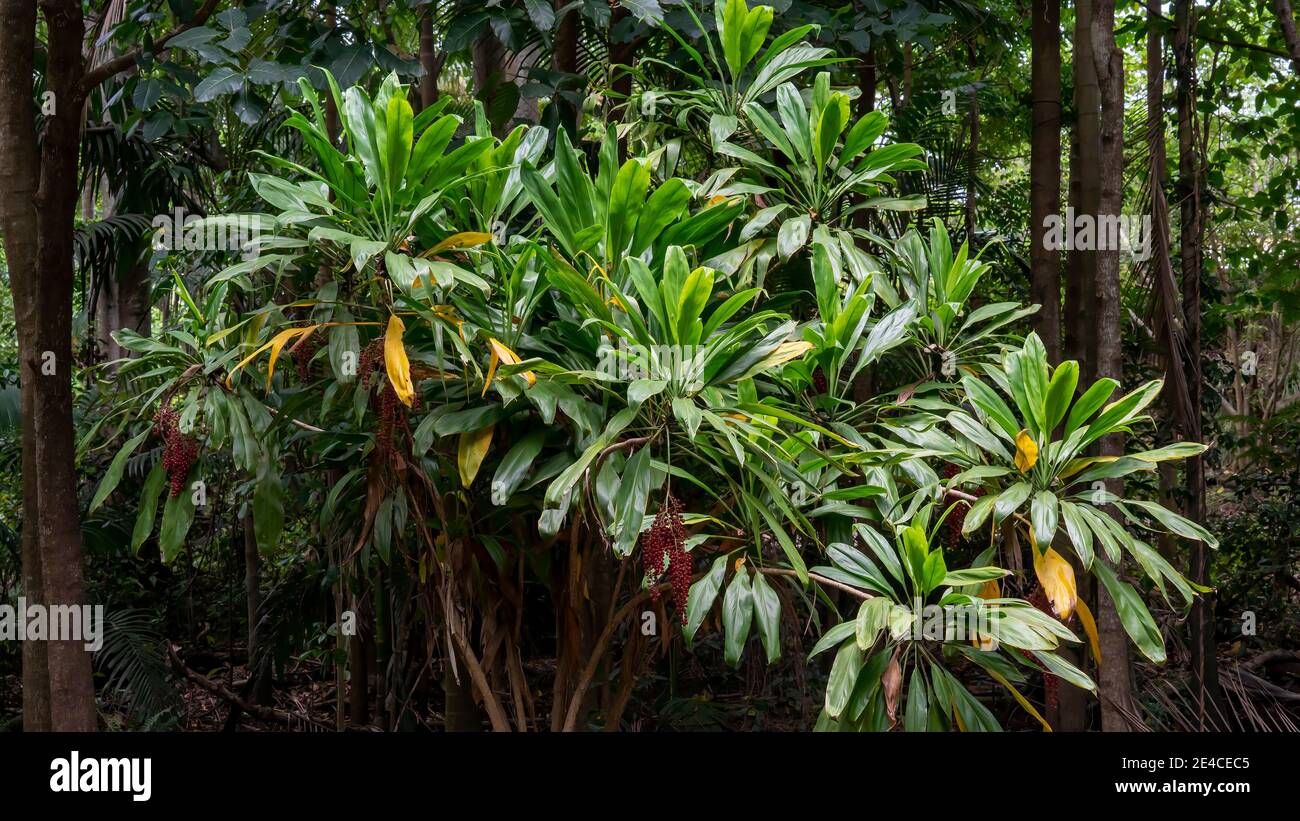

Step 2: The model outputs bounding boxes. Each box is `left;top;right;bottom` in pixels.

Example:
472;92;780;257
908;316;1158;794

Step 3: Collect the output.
358;337;419;463
357;337;386;379
811;366;828;395
153;405;198;497
942;463;984;548
292;333;322;383
642;494;691;623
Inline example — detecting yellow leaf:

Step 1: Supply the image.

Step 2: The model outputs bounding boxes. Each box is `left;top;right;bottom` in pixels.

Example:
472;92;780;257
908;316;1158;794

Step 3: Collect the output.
978;578;1001;600
971;579;1000;650
384;314;416;407
1014;429;1039;472
987;668;1053;732
1075;597;1102;665
458;425;494;487
1058;455;1119;480
425;231;493;257
751;340;814;374
482;337;535;397
226;325;317;391
1032;543;1077;621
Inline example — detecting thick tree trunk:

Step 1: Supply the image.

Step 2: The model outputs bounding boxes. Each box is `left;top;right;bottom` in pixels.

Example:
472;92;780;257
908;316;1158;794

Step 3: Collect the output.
95;259;151;365
1030;0;1063;363
33;0;98;731
0;0;53;733
1273;0;1300;75
1091;0;1138;731
1174;0;1220;722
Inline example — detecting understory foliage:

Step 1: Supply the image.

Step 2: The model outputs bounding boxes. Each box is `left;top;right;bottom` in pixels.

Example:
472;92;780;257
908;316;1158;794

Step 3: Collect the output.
86;0;1221;731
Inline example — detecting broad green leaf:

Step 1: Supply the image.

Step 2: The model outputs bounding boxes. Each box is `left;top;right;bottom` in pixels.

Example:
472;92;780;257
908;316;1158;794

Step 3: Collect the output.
90;429;150;513
825;640;863;718
130;461;167;554
158;480;197;562
722;567;754;666
1092;559;1166;663
751;570;782;662
684;555;728;644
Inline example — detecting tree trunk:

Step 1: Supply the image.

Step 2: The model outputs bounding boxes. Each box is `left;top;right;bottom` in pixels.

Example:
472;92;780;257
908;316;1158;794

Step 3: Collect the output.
1273;0;1300;75
95;258;152;366
243;517;271;705
348;589;371;725
443;648;482;731
965;44;980;243
856;46;876;117
0;0;52;733
552;0;580;139
37;0;98;731
1069;0;1100;383
1174;0;1220;722
1091;0;1138;731
1030;0;1063;363
418;8;445;111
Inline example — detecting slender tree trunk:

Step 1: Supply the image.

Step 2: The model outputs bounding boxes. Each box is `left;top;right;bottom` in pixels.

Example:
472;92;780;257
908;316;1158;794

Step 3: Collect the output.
1057;126;1092;731
418;8;445;111
965;44;980;243
1174;0;1219;721
1091;0;1139;731
243;517;271;704
348;589;371;725
552;0;580;139
1070;0;1100;383
855;46;876;117
1273;0;1300;75
1030;0;1063;363
1041;1;1084;730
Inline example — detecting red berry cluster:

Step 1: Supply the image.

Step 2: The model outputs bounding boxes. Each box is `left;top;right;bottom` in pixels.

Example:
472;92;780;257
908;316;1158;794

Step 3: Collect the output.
153;405;198;497
811;366;828;395
942;463;985;548
358;337;386;380
374;381;400;461
642;494;690;623
292;334;322;383
360;338;419;462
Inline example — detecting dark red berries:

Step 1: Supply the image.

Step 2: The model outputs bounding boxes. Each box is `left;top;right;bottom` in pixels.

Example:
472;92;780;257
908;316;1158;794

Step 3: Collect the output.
292;334;322;383
811;367;828;395
942;463;984;547
642;494;691;623
153;405;198;497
